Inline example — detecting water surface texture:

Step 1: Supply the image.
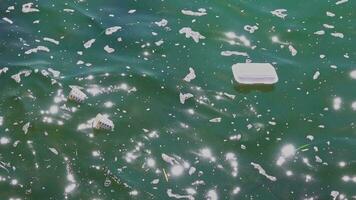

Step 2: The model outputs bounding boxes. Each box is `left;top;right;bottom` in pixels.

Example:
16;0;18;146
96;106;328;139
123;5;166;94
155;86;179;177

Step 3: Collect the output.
1;0;356;199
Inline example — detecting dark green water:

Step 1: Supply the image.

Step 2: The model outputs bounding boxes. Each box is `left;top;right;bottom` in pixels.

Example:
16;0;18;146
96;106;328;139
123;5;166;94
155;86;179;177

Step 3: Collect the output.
1;0;356;199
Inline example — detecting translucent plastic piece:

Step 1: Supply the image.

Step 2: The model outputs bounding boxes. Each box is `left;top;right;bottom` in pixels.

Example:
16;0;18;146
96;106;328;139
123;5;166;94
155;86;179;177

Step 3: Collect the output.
232;63;278;84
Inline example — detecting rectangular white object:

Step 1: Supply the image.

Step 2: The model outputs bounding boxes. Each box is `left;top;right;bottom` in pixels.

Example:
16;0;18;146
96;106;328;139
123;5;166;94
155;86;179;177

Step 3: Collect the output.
232;63;278;84
92;114;114;131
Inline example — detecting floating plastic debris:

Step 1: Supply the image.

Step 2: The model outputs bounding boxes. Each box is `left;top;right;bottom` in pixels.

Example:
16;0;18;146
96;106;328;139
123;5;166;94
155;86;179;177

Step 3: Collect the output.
331;191;339;200
331;32;344;38
68;86;88;103
209;117;221;123
223;92;235;99
167;189;195;200
333;97;342;110
105;26;121;35
350;70;356;79
179;27;205;43
11;70;32;83
0;67;8;75
352;102;356;111
43;37;59;45
336;0;348;5
0;137;10;145
188;167;196;175
48;68;60;78
225;152;238;177
155;40;164;46
183;68;196;82
323;24;334;29
232;187;241;195
92;114;114;131
251;162;277;181
313;71;320;80
2;17;13;24
314;30;325;35
155;19;168;27
63;8;75;13
22;122;30;134
49;147;59;155
244;25;258;33
25;46;50;54
206;189;218;200
179;93;194;104
22;3;39;13
181;8;207;16
326;11;336;17
288;45;297;56
271;9;287;19
84;39;96;48
161;153;178;165
221;51;248;57
231;63;278;84
104;45;115;53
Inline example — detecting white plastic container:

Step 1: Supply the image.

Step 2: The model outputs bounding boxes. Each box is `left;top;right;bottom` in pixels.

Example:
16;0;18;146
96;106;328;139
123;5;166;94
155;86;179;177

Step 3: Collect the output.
68;87;87;103
232;63;278;84
92;114;114;131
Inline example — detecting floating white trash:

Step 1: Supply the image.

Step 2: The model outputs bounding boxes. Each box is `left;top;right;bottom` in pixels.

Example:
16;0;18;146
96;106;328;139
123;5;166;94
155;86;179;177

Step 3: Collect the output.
232;63;278;84
92;113;114;131
68;86;88;103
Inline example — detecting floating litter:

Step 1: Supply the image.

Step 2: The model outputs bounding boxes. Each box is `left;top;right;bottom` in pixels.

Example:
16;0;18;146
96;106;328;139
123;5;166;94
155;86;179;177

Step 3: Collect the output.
92;114;114;131
68;86;88;103
232;63;278;84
